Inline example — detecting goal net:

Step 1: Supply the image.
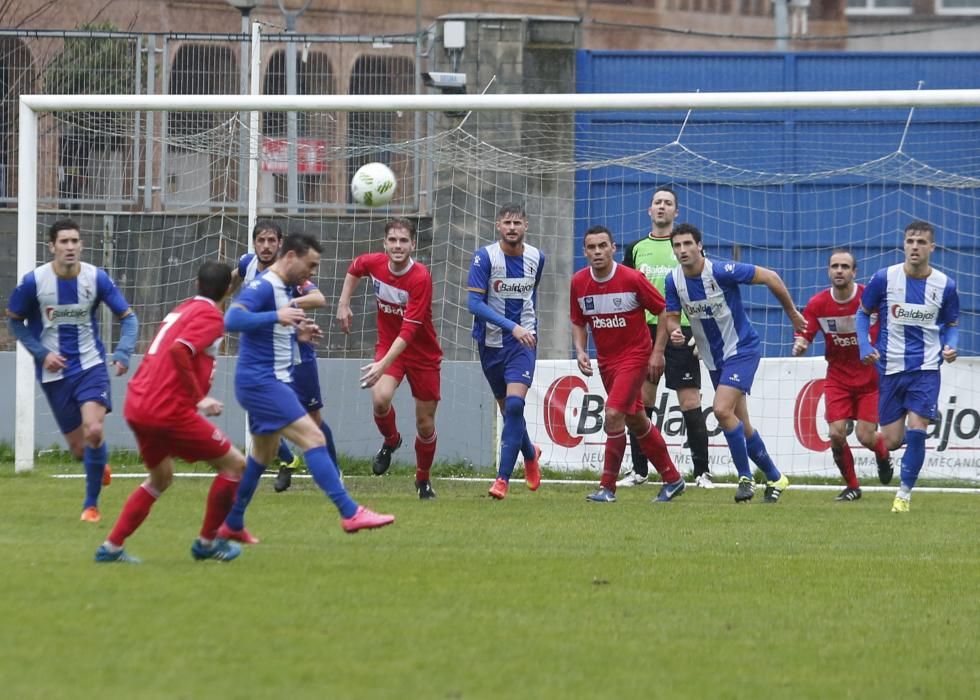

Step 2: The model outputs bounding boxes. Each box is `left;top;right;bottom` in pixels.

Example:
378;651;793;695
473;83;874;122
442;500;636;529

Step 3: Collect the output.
15;90;980;484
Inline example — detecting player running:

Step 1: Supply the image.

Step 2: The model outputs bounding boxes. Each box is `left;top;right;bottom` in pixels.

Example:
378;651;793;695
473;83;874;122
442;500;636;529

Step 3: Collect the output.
336;218;443;499
7;218;138;522
95;262;246;563
571;225;685;504
792;249;893;501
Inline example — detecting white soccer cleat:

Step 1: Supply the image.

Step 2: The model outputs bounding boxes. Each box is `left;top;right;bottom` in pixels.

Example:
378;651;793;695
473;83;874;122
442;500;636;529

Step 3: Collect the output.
616;470;649;488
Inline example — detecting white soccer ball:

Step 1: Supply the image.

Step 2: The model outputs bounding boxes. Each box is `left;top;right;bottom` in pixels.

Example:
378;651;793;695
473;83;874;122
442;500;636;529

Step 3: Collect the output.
351;162;397;207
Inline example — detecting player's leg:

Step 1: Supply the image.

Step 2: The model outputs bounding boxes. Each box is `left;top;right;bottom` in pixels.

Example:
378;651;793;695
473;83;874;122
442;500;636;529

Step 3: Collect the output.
856;383;892;484
281;414;394;531
625;409;685;502
78;400;111;516
620;379;656;487
827;419;861;500
371;373;403;475
308;408;340;471
671;327;710;485
892;370;939;511
192;445;247;562
406;364;440;499
496;346;536;489
589;399;627;501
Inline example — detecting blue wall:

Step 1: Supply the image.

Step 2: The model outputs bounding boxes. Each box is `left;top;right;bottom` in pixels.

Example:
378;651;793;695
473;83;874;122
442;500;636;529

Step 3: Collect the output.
575;52;980;357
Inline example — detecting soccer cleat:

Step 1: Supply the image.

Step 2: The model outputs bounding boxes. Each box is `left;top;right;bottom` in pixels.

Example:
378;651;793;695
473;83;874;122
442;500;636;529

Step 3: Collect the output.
835;486;862;502
523;444;542;491
80;506;101;523
341;506;395;533
694;473;714;489
372;436;402;476
94;545;140;564
891;495;910;513
216;522;260;545
734;476;755;503
877;456;894;485
488;478;509;500
102;464;112;486
586;487;617;503
655;477;686;502
274;466;294;493
616;470;649;488
416;479;437;500
191;538;242;562
763;474;789;504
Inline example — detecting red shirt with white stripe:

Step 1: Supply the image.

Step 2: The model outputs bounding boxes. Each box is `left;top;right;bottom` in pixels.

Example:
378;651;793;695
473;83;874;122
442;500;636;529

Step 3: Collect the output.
570;262;666;370
798;284;878;388
348;253;442;366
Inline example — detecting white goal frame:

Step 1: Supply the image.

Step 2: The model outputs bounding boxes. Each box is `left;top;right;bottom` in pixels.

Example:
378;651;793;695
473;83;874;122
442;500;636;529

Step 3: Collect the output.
15;88;980;472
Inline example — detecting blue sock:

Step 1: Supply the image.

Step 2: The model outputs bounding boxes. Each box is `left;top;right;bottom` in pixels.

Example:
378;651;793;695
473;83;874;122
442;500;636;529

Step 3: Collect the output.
498;396;526;480
520;429;535;461
723;422;753;479
746;430;781;482
320;421;340;471
277;439;294;465
306;446;357;519
900;429;927;490
82;442;108;508
224;456;266;531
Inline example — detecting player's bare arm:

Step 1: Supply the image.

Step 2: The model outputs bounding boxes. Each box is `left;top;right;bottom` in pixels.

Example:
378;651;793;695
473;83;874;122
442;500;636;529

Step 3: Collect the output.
649;312;668;383
360;337;409;389
572;323;593;377
293;288;326;310
511;324;537;349
665;311;684;346
754;267;806;334
197;396;224;417
336;272;361;334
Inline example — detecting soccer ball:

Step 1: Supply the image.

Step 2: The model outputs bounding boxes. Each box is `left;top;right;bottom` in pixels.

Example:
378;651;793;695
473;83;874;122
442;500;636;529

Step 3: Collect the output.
351;162;397;207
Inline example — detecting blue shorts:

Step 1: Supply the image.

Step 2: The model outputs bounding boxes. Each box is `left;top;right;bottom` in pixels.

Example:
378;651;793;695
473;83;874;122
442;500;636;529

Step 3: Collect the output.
708;353;760;395
41;364;112;434
236;378;308;436
479;344;536;399
291;359;323;412
878;370;940;426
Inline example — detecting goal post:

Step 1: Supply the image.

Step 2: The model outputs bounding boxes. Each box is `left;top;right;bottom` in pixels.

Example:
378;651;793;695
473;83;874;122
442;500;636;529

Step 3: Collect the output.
14;89;980;480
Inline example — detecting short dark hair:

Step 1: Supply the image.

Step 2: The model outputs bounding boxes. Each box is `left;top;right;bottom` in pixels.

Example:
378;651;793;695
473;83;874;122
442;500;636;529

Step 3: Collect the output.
253;219;283;241
385;218;417;241
197;261;232;302
829;248;856;268
670;222;702;245
651;186;678;207
496;202;527;221
49;218;80;243
584;225;614;245
281;232;322;257
904;220;935;241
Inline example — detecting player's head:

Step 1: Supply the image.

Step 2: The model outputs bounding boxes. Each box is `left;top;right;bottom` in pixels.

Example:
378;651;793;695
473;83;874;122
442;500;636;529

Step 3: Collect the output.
197;261;233;302
47;218;83;267
495;203;529;247
827;249;856;290
583;225;616;274
649;186;679;231
252;219;283;266
277;232;322;286
384;218;417;268
903;220;936;266
670;223;704;269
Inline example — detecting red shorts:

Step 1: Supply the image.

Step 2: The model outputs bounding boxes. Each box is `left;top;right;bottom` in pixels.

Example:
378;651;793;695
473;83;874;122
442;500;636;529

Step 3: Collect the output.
381;355;441;402
824;379;879;425
599;362;646;415
127;411;233;468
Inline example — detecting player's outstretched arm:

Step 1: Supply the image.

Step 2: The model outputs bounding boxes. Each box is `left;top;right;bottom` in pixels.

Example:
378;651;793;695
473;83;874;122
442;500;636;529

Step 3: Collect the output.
336;272;362;334
754;266;806;334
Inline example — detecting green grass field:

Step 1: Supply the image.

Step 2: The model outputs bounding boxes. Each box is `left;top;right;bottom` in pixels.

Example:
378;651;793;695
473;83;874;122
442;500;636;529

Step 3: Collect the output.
1;464;978;699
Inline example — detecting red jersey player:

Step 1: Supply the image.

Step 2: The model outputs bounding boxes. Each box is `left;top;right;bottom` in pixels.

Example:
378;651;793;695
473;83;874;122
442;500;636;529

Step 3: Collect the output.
95;261;247;563
337;218;443;499
792;249;892;500
570;225;685;503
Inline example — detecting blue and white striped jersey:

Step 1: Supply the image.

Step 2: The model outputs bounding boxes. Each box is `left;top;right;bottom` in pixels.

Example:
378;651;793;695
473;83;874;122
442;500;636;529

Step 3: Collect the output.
665;259;759;371
237;252;262;284
861;264;959;375
467;242;545;349
7;262;129;383
232;272;297;383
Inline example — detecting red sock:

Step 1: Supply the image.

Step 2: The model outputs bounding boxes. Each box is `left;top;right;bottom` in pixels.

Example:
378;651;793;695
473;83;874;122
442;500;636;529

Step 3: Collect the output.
415;432;437;481
373;407;400;447
873;433;889;460
107;484;158;547
200;473;240;540
636;422;681;483
834;443;860;489
601;430;627;491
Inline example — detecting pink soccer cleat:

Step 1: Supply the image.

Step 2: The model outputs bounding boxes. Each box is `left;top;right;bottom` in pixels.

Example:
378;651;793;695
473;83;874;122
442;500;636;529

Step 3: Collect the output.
523;445;542;491
341;506;395;533
216;522;260;545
